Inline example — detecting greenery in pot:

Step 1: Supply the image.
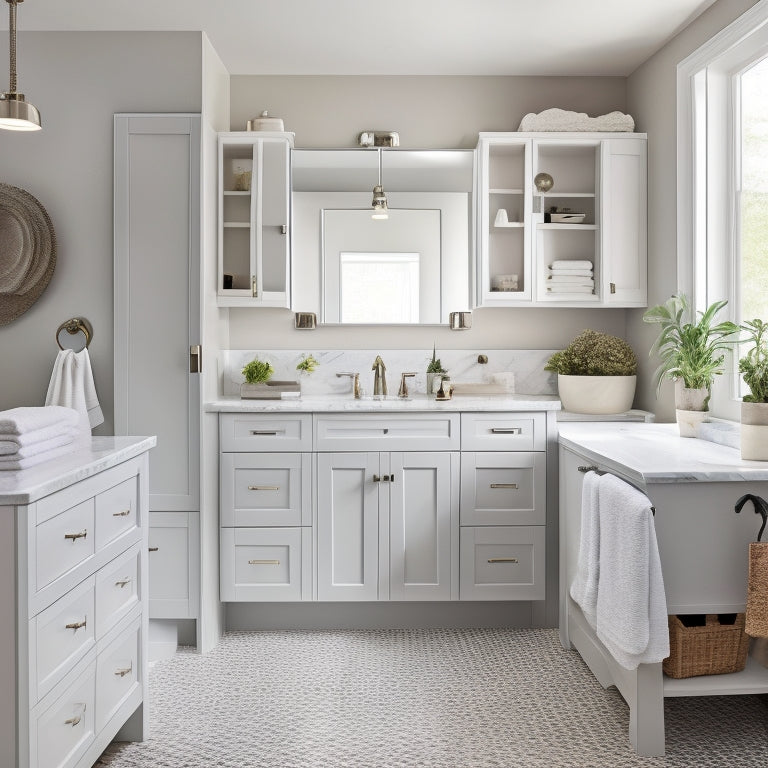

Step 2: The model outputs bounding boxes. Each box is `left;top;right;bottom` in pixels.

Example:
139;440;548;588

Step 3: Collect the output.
426;345;447;375
642;295;738;405
739;318;768;403
242;357;274;384
544;330;638;376
296;354;319;374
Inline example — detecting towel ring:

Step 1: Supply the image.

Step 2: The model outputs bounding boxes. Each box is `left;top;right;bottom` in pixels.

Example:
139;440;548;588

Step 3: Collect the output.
56;317;92;352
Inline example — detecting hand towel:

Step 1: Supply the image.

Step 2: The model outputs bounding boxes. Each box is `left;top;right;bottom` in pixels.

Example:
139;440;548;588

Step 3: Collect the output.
595;474;669;670
547;274;595;285
551;260;593;270
0;405;80;436
545;269;594;277
0;430;77;457
547;285;594;293
570;471;601;628
45;349;104;439
0;442;78;471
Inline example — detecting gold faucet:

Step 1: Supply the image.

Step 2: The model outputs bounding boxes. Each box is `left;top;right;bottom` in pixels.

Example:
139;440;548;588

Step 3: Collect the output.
372;355;387;396
336;372;361;399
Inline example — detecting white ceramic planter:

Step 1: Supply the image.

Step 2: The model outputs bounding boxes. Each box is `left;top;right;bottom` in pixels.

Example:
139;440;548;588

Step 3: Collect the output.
557;374;636;415
741;401;768;461
674;380;710;412
675;408;708;438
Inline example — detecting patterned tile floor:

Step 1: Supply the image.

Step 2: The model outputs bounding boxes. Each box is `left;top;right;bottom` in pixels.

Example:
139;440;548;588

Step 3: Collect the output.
99;628;768;767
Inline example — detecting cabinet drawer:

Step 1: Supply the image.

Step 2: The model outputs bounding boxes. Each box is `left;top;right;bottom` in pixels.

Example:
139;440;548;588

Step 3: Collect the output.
460;412;545;451
220;453;311;527
32;659;96;768
220;527;310;601
460;452;546;526
36;499;95;591
95;544;140;638
314;413;460;451
95;476;138;551
32;576;96;703
220;413;312;451
459;526;545;600
96;618;141;733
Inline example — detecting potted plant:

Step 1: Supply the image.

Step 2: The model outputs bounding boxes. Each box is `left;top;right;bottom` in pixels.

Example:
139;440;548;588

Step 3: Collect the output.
739;318;768;460
240;356;274;398
296;354;319;374
643;295;738;436
426;345;448;396
545;329;637;414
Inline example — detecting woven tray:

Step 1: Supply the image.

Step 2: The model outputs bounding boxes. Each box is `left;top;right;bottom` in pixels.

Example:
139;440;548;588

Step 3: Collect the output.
663;614;750;679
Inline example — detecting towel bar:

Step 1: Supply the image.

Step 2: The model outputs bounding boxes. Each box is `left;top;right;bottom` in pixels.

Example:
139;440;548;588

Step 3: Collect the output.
578;465;655;515
56;317;92;351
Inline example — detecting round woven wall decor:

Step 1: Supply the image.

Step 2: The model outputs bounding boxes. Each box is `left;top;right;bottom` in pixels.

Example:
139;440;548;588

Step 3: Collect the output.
0;182;57;326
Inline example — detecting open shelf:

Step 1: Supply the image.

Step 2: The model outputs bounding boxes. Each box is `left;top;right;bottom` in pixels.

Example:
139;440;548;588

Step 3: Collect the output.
494;222;525;228
490;188;524;195
663;656;768;698
538;223;598;230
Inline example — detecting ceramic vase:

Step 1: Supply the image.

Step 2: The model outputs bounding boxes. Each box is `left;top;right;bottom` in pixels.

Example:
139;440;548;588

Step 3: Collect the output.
741;401;768;461
556;374;636;414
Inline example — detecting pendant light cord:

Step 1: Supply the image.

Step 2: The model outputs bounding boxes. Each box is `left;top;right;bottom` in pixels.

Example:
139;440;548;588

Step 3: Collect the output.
8;0;18;93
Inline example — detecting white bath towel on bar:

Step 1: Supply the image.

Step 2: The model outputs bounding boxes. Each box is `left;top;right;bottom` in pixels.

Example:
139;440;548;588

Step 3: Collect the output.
0;442;78;471
547;285;594;293
0;405;80;436
595;473;669;670
570;471;601;629
550;260;593;270
46;349;104;439
0;430;77;457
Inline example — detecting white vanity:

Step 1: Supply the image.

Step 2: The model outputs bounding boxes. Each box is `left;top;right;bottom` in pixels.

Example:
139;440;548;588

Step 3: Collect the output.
0;436;155;768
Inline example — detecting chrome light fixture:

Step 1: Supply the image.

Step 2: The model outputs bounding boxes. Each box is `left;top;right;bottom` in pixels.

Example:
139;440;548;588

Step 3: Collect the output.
0;0;41;131
371;149;388;220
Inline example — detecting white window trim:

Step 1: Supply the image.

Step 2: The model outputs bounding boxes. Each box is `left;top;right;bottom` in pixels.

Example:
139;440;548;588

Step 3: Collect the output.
677;0;768;420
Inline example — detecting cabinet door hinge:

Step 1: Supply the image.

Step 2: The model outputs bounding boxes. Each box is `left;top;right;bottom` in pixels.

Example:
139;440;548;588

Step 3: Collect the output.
610;282;616;294
251;275;258;297
189;345;202;374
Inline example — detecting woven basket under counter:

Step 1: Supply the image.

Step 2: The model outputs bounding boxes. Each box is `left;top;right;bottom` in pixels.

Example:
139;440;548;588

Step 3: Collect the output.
662;614;750;679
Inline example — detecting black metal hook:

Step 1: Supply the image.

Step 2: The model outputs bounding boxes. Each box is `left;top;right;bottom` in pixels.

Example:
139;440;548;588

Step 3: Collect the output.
735;493;768;542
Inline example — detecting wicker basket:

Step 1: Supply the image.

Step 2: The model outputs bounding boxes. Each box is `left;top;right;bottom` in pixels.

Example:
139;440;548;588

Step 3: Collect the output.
663;614;750;679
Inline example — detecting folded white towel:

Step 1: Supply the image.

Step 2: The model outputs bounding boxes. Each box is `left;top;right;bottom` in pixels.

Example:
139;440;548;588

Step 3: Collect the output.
547;275;595;285
0;405;80;436
45;349;104;439
551;260;593;270
570;471;601;628
0;421;79;453
547;285;594;294
0;430;77;458
0;442;78;471
546;269;594;277
595;474;669;670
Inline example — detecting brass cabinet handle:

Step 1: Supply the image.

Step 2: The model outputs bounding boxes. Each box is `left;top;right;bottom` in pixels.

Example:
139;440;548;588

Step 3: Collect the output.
248;485;279;491
112;509;131;517
114;578;132;588
490;483;519;489
490;427;522;435
250;430;278;436
148;546;159;552
64;530;87;541
64;714;82;727
248;559;280;565
610;282;616;294
252;275;258;298
487;558;519;564
114;664;133;678
373;474;395;483
189;344;202;374
65;619;87;630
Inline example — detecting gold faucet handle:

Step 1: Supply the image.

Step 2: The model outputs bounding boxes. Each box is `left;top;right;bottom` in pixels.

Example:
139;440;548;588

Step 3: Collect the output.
398;372;417;398
336;372;361;398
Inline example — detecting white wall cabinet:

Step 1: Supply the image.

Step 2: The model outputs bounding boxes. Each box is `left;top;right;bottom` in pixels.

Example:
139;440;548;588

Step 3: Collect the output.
217;132;294;307
476;132;647;308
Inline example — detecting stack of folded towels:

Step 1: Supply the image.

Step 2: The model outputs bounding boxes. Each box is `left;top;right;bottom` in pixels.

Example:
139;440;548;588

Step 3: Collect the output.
0;406;81;471
546;259;594;294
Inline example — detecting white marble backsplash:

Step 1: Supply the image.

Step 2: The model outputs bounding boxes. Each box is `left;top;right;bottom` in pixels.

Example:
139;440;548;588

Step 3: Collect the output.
219;349;558;397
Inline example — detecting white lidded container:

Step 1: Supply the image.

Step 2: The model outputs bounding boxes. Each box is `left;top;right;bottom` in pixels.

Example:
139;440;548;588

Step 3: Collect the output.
247;110;285;131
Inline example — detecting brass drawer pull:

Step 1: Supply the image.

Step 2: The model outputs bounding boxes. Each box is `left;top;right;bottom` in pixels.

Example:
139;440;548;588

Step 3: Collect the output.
114;578;132;588
373;474;395;483
148;546;159;552
248;485;280;491
64;530;87;541
490;427;522;435
490;483;519;489
487;558;519;564
114;664;133;678
248;559;280;565
65;619;87;630
250;430;278;436
64;713;83;727
112;509;131;517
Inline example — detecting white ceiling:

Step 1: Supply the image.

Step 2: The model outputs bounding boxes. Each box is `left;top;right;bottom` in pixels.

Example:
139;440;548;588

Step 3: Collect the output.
4;0;720;76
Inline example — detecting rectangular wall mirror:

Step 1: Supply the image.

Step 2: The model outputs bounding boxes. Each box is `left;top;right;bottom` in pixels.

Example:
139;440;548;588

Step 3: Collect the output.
291;149;474;325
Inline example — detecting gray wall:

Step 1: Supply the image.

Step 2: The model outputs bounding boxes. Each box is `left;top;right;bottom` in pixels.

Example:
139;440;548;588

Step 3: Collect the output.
626;0;760;420
0;32;202;430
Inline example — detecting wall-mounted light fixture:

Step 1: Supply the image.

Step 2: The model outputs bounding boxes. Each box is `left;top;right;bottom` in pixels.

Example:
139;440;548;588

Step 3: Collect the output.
0;0;41;131
371;149;388;220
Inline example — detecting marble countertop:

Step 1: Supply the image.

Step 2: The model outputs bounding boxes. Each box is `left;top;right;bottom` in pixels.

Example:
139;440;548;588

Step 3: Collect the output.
557;422;768;483
206;394;562;413
0;436;157;505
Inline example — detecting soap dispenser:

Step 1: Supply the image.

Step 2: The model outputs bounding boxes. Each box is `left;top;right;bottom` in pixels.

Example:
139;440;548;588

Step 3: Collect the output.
435;376;453;401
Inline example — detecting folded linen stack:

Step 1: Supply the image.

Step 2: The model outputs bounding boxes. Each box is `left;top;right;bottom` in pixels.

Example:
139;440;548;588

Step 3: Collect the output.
546;259;594;294
0;406;80;470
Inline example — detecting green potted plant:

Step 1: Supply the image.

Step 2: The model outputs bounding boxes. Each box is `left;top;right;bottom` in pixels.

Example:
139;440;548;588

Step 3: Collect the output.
739;318;768;460
426;345;448;396
643;294;738;435
545;329;637;414
296;354;319;374
240;356;274;398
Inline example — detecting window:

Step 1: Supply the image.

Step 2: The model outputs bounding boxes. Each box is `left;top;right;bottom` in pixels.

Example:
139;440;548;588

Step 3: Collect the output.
678;1;768;418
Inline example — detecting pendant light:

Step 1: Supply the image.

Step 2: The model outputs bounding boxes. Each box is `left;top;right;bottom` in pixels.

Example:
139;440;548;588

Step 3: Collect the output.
371;148;388;220
0;0;41;131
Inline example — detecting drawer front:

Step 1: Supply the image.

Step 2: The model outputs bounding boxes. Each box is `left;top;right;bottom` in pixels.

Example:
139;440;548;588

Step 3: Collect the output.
33;660;96;768
33;576;96;703
220;527;310;602
459;526;545;600
95;544;141;638
96;619;141;733
220;413;312;451
220;453;311;527
36;499;96;591
314;413;460;451
460;452;546;526
95;476;138;551
460;412;545;451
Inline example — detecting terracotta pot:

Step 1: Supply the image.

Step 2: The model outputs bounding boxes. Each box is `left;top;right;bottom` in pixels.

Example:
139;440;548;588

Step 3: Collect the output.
557;374;636;414
741;401;768;461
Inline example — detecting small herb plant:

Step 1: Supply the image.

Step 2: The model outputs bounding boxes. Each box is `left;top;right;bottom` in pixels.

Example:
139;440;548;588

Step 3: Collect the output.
426;345;447;374
739;318;768;403
545;330;637;376
296;354;319;374
242;357;274;384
